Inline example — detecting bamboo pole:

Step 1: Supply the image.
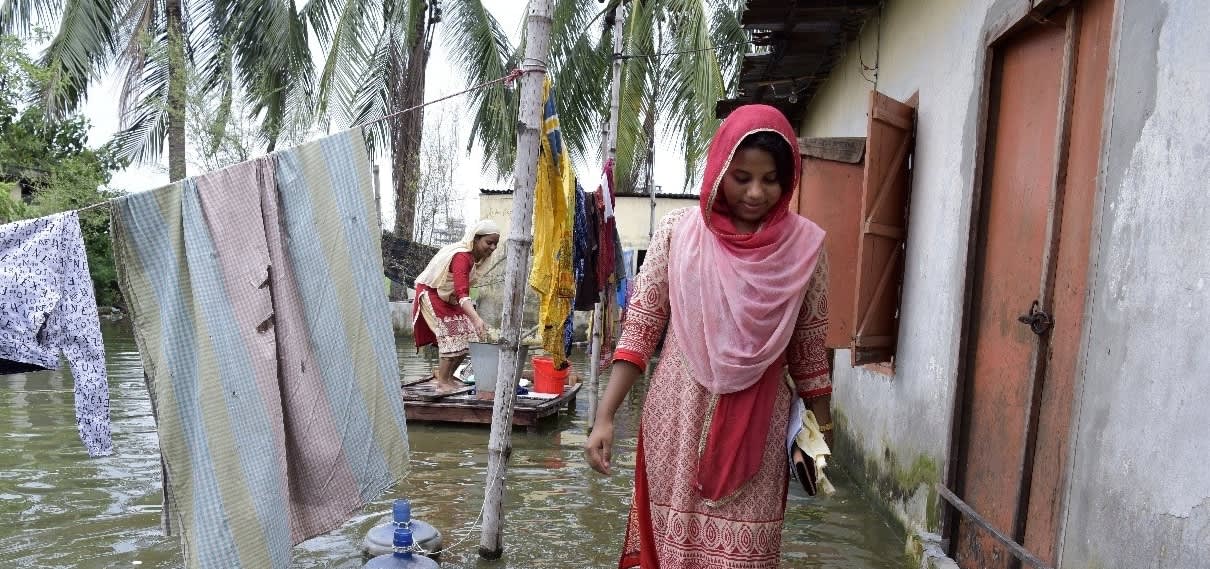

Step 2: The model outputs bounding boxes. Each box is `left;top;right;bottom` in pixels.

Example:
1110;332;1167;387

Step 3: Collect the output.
478;0;552;559
589;4;627;431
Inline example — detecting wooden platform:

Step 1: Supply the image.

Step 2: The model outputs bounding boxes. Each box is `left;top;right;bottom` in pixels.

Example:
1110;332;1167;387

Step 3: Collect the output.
402;378;581;431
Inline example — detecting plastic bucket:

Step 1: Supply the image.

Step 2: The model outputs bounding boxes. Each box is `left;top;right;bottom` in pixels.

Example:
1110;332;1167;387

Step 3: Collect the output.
468;342;529;396
532;356;570;394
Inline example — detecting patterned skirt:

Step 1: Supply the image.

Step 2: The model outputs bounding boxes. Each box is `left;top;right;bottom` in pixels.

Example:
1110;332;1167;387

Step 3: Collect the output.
619;331;793;569
416;291;479;358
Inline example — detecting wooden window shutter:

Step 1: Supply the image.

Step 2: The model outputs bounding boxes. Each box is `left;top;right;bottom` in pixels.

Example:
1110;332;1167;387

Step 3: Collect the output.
794;137;866;349
851;90;916;366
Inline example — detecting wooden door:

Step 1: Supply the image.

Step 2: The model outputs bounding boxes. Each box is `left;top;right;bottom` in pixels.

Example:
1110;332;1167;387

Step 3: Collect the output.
950;1;1113;567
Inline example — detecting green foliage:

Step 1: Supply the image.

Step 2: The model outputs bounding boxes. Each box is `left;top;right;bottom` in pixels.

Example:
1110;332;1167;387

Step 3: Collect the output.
0;35;126;307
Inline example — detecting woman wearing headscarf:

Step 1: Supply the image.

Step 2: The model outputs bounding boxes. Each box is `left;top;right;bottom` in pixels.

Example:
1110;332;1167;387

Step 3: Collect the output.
413;220;501;392
585;104;834;568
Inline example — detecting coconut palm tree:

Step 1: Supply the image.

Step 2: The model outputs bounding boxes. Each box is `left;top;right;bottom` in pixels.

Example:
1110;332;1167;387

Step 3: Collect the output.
303;0;743;241
303;0;511;242
0;0;313;182
466;0;747;193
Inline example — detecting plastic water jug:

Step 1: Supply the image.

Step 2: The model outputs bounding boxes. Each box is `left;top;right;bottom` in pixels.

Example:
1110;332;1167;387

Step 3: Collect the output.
363;500;440;568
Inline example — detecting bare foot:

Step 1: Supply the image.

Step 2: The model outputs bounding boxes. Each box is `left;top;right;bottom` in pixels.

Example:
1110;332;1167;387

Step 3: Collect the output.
433;379;463;394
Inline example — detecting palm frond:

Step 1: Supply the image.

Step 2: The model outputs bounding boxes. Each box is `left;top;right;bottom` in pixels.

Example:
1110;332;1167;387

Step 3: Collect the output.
115;0;157;122
203;0;315;151
310;0;388;128
661;0;725;190
708;0;745;95
443;0;516;178
112;56;170;165
613;0;654;193
37;0;119;115
548;0;610;168
348;20;403;156
0;0;65;35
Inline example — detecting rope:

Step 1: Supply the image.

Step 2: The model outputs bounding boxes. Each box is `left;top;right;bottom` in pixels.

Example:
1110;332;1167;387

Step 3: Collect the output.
353;67;534;130
616;40;750;60
56;67;539;216
76;200;112;213
412;497;489;557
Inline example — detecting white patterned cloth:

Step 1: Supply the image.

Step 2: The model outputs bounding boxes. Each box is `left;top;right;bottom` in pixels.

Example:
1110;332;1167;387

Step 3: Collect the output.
0;212;113;457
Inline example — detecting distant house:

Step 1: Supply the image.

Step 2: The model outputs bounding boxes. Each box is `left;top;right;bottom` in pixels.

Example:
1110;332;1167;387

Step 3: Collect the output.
478;188;699;271
720;1;1208;569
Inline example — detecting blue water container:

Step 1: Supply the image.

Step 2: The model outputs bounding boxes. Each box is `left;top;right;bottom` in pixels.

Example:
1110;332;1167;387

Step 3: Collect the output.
363;499;442;557
363;527;440;568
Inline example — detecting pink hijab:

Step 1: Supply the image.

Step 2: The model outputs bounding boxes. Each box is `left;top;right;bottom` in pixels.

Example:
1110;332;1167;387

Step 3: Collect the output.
667;104;825;500
669;105;825;395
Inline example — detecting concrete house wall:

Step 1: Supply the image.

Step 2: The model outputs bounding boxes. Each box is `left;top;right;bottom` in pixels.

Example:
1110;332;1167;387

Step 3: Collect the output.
795;1;1209;567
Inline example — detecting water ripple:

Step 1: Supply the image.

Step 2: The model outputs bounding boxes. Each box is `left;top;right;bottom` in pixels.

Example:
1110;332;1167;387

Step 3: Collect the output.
0;321;910;568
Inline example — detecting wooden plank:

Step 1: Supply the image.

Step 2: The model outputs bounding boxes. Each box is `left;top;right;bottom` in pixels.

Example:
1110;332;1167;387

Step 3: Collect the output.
798;136;866;163
1015;8;1079;559
864;221;905;240
851;90;915;367
852;335;895;348
402;375;435;388
873;100;914;131
403;384;581;428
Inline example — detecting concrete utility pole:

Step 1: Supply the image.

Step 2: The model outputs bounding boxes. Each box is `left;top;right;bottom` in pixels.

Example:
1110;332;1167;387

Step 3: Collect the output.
478;0;553;559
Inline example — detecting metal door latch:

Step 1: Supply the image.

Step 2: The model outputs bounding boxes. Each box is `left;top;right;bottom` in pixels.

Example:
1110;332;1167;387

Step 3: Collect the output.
1017;301;1053;335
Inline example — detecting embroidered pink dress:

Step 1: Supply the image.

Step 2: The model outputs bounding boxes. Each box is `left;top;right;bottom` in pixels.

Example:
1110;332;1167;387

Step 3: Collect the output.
611;104;832;568
613;209;831;568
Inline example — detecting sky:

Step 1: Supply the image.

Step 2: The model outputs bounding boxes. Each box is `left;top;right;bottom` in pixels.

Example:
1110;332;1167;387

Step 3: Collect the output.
77;2;692;232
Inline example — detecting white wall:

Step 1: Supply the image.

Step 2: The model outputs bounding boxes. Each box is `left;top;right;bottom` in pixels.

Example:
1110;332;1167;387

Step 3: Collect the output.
477;193;698;252
798;0;997;534
1062;1;1210;567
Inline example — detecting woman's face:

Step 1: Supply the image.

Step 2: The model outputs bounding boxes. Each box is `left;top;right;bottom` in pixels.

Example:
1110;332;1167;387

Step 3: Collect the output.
473;233;500;260
719;147;783;233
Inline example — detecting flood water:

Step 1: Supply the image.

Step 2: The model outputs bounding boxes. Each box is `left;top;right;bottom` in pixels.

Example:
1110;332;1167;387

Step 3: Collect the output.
0;321;912;568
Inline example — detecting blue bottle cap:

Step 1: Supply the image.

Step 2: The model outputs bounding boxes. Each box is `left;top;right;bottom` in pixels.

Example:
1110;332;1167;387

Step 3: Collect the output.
393;526;414;549
392;499;411;524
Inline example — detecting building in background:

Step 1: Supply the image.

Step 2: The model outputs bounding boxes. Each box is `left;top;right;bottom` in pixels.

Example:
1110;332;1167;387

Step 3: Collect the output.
478;188;699;271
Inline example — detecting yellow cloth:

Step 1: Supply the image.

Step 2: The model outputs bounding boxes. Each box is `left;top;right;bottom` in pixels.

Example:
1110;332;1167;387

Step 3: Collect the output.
529;77;576;366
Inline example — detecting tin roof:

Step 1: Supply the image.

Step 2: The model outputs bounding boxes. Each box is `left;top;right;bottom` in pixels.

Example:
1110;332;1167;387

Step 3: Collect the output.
716;0;879;123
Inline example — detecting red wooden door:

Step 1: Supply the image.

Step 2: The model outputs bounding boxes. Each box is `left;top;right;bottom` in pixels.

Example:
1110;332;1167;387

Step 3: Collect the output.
953;2;1113;566
952;1;1113;566
956;18;1067;569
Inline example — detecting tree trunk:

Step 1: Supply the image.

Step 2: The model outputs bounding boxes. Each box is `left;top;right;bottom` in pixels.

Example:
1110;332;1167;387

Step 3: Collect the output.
166;0;187;182
390;6;432;242
478;0;553;560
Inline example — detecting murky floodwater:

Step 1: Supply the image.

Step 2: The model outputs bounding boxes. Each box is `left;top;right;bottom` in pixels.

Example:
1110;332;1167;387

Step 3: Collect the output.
0;321;911;568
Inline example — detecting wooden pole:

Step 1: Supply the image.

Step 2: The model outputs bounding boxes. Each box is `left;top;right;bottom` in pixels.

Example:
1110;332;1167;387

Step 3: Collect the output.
372;164;382;231
589;4;627;430
478;0;552;559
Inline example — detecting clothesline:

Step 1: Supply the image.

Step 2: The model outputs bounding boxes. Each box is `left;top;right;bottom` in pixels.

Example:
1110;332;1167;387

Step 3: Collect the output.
73;67;540;215
616;40;753;60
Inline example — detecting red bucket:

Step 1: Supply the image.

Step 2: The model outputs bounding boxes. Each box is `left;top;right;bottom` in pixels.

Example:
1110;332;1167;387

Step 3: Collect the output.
531;356;570;394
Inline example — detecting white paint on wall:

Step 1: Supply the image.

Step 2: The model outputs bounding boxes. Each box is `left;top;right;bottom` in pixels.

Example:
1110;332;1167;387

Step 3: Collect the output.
795;0;997;533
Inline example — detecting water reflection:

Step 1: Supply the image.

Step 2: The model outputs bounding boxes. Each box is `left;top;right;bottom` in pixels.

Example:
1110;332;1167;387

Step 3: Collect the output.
0;321;910;568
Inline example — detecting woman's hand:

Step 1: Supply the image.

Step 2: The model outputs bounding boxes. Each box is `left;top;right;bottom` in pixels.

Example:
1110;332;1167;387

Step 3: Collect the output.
585;419;615;475
472;316;487;338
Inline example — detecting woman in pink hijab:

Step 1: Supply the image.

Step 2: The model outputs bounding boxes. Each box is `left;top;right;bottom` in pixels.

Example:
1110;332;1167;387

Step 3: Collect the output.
585;104;833;568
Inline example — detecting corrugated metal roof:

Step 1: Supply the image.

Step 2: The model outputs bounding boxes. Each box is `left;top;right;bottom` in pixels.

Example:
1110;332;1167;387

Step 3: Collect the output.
717;0;879;123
